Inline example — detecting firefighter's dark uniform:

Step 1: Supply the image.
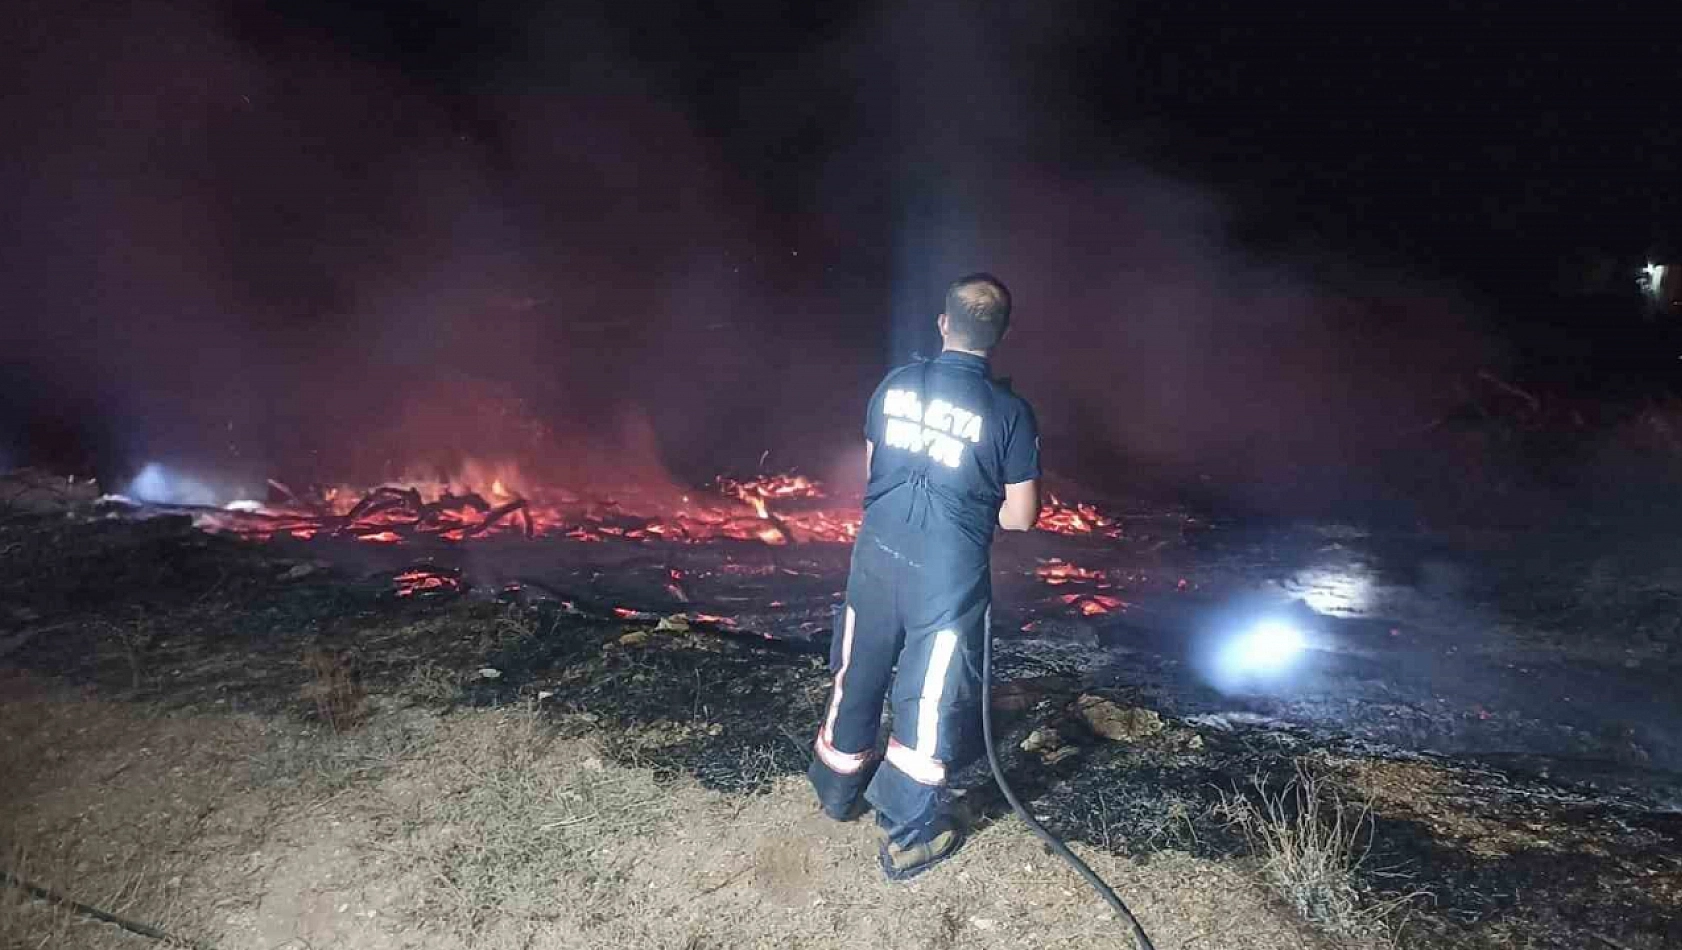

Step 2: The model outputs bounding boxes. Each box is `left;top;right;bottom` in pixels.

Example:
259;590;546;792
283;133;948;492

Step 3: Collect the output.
810;349;1040;848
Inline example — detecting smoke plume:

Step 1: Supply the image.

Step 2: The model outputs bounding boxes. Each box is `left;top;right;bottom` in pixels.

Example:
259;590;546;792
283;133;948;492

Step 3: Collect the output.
1;0;1496;517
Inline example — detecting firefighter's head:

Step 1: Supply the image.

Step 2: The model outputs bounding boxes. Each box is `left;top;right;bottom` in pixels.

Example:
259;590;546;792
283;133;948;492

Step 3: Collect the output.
939;273;1012;355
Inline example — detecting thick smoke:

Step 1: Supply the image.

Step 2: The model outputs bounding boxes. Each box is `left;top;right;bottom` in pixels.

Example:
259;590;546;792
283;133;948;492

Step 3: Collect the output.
1;0;1496;517
961;177;1492;513
1;1;802;496
827;2;1497;515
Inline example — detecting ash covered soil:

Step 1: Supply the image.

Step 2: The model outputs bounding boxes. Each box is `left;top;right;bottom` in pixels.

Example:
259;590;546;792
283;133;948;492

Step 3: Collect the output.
1;500;1679;949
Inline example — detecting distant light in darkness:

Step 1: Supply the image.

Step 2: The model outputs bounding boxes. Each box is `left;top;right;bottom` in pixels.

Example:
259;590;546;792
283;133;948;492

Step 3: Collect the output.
1640;262;1667;300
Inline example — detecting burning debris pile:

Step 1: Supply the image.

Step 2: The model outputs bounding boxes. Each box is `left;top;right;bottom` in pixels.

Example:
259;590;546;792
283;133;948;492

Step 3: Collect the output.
31;459;1158;648
96;465;1134;552
137;470;860;547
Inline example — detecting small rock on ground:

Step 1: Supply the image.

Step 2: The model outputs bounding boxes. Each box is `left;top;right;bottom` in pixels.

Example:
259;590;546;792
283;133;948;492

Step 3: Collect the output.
1075;694;1164;742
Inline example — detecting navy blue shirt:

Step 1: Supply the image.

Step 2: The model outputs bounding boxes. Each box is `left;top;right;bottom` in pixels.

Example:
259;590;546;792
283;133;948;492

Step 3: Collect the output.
861;351;1040;554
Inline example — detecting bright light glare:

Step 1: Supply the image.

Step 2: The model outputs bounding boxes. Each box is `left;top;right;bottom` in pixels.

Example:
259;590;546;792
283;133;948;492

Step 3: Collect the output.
125;463;220;507
1225;620;1307;677
1288;567;1372;616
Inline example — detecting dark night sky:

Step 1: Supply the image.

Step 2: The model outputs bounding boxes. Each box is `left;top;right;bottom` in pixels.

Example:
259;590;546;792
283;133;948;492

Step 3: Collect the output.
262;0;1679;287
3;1;1678;508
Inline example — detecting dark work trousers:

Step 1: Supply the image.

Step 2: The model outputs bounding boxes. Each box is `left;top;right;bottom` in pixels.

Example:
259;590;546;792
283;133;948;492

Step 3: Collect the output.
809;527;990;846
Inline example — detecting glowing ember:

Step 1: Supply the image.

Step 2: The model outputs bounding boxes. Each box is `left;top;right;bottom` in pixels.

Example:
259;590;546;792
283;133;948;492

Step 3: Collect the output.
717;473;826;546
1060;592;1127;616
1036;493;1124;539
717;473;825;503
393;566;462;597
1035;559;1108;585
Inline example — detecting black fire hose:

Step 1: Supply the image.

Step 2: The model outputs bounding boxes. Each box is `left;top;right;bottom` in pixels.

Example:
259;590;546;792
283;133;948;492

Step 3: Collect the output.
981;622;1158;950
0;869;220;950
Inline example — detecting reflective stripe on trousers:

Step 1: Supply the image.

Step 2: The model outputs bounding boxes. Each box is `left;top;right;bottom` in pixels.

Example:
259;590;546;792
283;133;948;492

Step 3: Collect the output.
882;627;959;785
815;605;871;774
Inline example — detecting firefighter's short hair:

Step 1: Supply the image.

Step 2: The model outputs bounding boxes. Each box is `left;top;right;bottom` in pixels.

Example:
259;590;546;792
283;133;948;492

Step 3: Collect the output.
943;273;1012;351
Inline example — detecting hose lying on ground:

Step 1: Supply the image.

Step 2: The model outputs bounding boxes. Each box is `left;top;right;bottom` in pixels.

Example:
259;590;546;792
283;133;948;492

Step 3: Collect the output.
981;620;1159;950
0;868;219;950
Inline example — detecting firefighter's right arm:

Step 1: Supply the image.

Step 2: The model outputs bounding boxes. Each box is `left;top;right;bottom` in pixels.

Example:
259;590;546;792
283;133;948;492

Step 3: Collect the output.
998;479;1039;531
998;399;1041;531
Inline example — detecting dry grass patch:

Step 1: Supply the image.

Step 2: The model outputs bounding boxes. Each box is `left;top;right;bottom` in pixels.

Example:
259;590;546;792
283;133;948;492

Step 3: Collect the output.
300;646;366;731
380;704;674;937
0;673;425;950
401;661;461;705
1325;754;1568;860
344;707;1355;950
3;674;1373;950
1219;760;1422;943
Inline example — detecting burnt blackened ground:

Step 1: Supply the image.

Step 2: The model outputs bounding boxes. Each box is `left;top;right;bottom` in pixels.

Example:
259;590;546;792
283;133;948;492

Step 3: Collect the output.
1;508;1679;948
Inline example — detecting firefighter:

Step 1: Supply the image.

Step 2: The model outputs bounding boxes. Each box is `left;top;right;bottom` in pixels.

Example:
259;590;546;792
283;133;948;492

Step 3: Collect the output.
810;272;1040;880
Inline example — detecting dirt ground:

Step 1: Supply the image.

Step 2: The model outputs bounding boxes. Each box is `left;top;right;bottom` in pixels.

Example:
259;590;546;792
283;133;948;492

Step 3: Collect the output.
0;674;1339;950
2;507;1678;950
